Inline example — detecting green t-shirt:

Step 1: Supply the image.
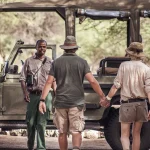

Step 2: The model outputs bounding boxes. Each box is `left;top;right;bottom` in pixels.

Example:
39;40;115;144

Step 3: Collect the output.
49;53;91;108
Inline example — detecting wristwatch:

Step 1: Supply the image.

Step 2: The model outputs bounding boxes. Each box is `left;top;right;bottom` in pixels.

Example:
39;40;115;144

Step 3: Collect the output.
106;95;112;101
40;99;45;102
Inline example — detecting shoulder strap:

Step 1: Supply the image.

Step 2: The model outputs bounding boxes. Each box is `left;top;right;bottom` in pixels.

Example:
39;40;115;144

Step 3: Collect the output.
34;57;47;76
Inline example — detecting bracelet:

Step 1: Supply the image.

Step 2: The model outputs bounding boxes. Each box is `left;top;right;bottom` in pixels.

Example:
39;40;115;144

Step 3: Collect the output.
106;95;112;101
40;99;45;102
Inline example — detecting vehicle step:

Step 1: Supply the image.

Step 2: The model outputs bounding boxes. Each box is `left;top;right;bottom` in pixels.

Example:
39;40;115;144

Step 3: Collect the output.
85;122;103;131
0;123;56;130
0;121;103;131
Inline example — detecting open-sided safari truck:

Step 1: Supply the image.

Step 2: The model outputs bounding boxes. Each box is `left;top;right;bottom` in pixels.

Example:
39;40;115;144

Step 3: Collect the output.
1;0;150;149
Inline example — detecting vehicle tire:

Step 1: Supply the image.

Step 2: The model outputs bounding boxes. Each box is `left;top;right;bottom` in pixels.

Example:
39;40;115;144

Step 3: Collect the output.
104;109;150;150
104;110;122;150
140;121;150;150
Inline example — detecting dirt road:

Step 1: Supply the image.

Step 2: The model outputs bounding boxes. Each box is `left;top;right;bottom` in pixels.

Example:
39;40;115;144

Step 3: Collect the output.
0;135;112;150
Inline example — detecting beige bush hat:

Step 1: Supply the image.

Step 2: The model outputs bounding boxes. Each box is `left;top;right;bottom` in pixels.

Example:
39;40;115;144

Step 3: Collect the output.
60;35;80;49
125;42;145;58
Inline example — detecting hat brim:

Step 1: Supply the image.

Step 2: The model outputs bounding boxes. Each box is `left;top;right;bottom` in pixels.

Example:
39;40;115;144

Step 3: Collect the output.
60;45;80;49
125;48;145;58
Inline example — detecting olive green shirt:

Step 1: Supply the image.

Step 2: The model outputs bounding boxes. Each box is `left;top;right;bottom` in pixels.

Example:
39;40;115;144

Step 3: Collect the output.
49;53;91;108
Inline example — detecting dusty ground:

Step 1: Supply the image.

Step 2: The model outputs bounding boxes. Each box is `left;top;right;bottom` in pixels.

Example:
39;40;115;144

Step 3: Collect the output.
0;134;112;150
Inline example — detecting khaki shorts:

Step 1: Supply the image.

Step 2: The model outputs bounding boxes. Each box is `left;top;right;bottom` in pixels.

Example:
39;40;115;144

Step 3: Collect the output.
119;101;148;123
53;107;85;133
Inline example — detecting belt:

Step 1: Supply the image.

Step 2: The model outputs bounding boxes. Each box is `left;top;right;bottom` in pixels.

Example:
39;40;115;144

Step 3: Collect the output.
121;98;146;104
30;90;42;95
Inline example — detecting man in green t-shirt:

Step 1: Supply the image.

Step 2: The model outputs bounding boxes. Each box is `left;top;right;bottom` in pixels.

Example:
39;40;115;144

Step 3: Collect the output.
39;36;105;150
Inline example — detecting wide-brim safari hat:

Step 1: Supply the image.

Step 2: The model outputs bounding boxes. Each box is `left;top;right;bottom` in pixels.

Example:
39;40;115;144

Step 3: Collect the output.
60;35;80;49
125;42;145;58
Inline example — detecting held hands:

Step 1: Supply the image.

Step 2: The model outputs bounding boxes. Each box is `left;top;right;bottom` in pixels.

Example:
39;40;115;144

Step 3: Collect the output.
100;96;110;108
39;101;46;114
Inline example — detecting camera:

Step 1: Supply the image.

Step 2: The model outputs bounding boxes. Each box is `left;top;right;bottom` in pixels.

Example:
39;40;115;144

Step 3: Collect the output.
26;74;34;87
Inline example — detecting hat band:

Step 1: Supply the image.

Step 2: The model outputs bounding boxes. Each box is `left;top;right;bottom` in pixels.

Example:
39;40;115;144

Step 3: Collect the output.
64;43;77;46
129;47;143;51
129;48;143;53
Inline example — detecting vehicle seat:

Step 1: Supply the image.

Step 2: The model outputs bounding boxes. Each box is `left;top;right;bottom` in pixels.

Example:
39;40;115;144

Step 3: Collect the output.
8;65;18;74
97;67;118;76
105;67;118;75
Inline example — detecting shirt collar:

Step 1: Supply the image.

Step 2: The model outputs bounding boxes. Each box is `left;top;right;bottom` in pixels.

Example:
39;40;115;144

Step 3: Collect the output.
62;52;77;56
33;54;36;59
33;53;45;61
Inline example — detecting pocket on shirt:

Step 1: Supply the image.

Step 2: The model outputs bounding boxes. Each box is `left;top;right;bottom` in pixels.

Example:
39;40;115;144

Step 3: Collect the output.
42;65;50;74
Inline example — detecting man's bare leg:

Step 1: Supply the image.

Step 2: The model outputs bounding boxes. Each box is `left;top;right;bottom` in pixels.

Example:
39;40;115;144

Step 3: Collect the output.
121;123;131;150
72;132;82;149
59;133;68;150
132;122;143;150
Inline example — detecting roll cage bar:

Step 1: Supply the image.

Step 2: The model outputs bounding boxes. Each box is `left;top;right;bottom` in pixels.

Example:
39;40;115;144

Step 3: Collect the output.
1;2;150;46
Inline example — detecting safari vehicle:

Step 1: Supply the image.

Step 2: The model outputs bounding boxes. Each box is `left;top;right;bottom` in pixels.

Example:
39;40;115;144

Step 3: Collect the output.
1;1;150;150
0;40;150;150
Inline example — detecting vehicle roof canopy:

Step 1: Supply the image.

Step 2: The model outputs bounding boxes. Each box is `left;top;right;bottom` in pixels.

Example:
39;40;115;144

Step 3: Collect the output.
0;0;150;10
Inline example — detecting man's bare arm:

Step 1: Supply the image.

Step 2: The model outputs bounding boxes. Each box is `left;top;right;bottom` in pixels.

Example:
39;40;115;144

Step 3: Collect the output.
85;72;105;98
20;80;27;95
52;80;57;95
40;75;54;100
20;80;30;102
39;75;54;114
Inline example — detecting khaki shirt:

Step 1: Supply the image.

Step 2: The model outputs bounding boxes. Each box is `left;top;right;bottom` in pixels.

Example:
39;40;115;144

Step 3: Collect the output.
20;55;52;91
114;61;150;101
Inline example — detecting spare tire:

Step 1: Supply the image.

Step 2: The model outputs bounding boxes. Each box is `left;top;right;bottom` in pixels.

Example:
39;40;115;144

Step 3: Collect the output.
104;109;150;150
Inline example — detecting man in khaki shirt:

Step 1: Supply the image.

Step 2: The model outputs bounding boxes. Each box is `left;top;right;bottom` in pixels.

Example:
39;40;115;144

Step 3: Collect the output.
20;39;55;150
100;42;150;150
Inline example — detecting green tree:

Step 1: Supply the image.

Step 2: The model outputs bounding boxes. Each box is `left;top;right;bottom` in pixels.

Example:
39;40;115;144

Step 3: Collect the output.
0;11;65;61
76;18;127;72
